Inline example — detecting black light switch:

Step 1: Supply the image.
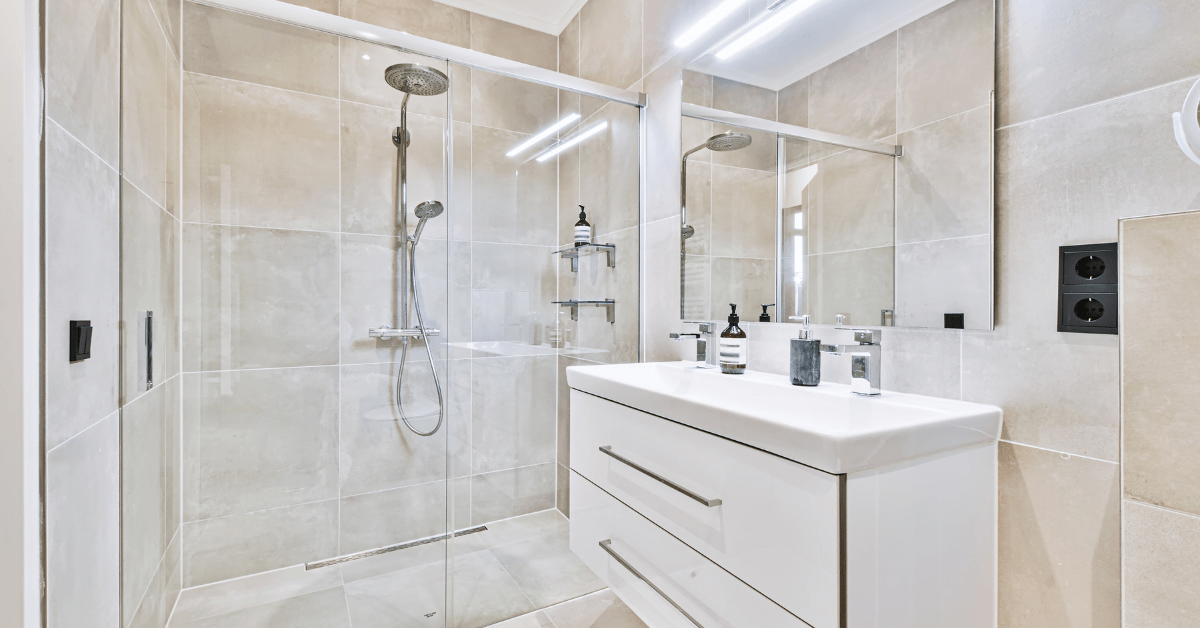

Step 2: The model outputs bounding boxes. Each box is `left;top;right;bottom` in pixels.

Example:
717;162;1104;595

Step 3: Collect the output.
70;320;92;362
944;313;965;329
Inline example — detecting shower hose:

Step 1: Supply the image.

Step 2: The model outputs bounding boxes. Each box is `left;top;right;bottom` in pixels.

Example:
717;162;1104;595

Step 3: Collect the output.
396;243;444;436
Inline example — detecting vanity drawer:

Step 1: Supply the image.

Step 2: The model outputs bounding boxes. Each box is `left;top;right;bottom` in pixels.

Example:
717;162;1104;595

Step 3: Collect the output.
570;470;810;628
570;390;841;628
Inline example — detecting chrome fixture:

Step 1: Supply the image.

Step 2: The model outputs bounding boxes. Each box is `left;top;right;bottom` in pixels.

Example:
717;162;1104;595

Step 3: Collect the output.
1173;75;1200;166
681;131;752;315
553;242;616;273
306;525;488;570
599;540;707;628
670;321;718;369
373;63;449;437
599;446;722;507
552;299;616;323
821;329;881;396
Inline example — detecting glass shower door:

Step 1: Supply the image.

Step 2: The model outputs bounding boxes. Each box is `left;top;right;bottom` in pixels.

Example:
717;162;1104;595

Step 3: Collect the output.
177;3;455;624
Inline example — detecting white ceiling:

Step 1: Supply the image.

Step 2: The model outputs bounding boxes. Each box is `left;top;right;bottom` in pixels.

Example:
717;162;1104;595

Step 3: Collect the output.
434;0;589;35
689;0;958;91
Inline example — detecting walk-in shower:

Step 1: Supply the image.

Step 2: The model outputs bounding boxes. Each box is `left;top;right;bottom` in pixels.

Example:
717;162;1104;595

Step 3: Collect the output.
368;63;450;437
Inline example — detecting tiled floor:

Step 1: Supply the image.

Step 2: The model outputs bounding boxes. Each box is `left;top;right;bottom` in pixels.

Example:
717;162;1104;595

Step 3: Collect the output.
167;510;648;628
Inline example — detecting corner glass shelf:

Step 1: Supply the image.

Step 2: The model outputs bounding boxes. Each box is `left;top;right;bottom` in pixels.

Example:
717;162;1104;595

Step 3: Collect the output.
554;243;616;272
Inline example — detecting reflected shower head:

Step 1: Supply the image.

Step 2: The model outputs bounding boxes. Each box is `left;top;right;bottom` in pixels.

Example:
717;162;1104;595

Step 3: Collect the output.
706;131;752;151
415;200;443;219
411;200;444;244
384;63;449;96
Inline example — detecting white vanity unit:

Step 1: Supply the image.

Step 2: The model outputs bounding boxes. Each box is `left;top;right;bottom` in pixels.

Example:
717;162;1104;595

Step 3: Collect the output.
566;362;1003;628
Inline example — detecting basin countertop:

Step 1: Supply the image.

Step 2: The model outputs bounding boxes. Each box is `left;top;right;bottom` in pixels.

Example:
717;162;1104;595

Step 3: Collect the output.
566;361;1003;475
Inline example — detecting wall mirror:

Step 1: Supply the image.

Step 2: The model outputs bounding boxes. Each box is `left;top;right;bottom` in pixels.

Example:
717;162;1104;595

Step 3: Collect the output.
680;0;995;330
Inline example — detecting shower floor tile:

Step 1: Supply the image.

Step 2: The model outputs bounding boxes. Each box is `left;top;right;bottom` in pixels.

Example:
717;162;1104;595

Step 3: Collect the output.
166;510;642;628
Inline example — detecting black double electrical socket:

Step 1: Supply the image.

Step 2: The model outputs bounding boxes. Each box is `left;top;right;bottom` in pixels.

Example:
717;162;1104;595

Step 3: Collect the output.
1058;243;1117;334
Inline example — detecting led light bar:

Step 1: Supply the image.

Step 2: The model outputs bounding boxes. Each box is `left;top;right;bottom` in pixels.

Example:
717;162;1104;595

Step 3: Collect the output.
535;121;608;162
506;113;582;157
675;0;747;47
716;0;821;60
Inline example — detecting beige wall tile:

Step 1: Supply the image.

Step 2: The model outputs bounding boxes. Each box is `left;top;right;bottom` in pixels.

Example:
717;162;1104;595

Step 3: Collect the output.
182;499;339;587
880;327;962;397
556;463;570;518
713;76;777;120
121;181;180;404
46;413;120;628
340;102;446;237
472;70;559;135
681;157;711;256
339;234;435;365
183;2;338;97
472;355;557;474
46;0;120;166
45;122;121;451
471;242;557;342
339;362;462;497
807;246;894;326
339;39;451;117
123;0;182;214
575;227;639;364
896;105;992;244
682;70;712;107
898;0;993;132
579;0;641;90
452;122;474;242
559;14;580;78
807;148;895;255
340;0;471;48
182;368;339;521
1124;501;1200;628
471;463;556;524
558;144;581;248
150;0;182;58
184;74;340;231
681;117;713;162
997;442;1120;628
580;103;642;236
282;0;338;14
778;78;808;127
998;0;1200;127
681;254;711;321
1122;211;1200;515
122;377;180;626
185;224;340;371
127;532;181;628
895;235;992;330
710;164;776;259
470;14;557;71
471;126;558;246
809;33;897;141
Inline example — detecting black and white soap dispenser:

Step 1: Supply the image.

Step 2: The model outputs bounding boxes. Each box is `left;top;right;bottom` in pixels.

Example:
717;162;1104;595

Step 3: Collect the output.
719;304;748;374
790;315;820;386
574;205;592;246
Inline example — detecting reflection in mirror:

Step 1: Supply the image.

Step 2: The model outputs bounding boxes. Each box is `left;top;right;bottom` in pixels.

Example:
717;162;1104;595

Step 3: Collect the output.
680;0;995;330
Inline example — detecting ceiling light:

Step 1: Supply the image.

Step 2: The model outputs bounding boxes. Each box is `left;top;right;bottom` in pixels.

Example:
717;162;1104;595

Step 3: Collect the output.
507;113;583;157
536;122;608;162
715;0;821;60
675;0;747;47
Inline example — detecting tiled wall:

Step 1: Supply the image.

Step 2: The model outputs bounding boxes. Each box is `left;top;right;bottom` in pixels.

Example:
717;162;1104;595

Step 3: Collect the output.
1121;210;1200;626
45;0;183;625
559;0;1200;626
177;0;640;587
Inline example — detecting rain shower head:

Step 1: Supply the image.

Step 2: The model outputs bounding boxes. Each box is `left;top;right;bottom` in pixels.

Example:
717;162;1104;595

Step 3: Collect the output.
706;131;752;152
384;63;449;96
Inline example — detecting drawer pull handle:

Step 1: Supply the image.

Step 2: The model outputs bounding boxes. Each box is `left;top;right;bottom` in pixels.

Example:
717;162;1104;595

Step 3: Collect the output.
600;539;706;628
599;446;722;507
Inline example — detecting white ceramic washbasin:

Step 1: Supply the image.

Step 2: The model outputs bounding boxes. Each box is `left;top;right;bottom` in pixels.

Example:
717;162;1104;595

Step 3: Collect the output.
566;361;1002;474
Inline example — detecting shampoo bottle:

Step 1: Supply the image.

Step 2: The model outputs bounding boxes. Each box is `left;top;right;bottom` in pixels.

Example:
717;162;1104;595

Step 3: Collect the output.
574;205;592;247
719;304;748;374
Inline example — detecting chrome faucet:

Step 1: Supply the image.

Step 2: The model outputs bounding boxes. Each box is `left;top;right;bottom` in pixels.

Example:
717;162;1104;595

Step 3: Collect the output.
670;321;718;369
821;329;881;396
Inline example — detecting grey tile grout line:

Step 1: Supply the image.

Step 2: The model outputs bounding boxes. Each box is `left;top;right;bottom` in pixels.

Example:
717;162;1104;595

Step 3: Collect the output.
995;71;1200;131
998;439;1118;465
1122;499;1200;523
480;588;618;628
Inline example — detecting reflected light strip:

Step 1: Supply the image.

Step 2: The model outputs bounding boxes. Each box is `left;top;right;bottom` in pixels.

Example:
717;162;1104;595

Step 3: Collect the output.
675;0;747;47
507;113;582;157
715;0;822;59
535;121;608;162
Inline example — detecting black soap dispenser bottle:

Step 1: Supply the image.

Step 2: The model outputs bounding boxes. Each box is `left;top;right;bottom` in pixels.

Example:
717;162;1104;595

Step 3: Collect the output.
719;304;748;374
790;315;820;386
574;205;592;247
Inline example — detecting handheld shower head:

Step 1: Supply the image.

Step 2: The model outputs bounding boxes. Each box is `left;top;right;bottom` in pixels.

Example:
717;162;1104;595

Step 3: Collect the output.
411;200;444;243
384;63;450;96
